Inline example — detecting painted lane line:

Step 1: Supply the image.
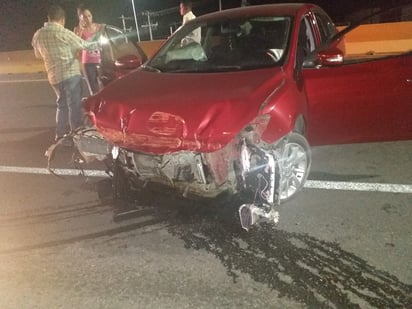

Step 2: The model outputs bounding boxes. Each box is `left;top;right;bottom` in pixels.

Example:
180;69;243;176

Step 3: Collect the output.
304;180;412;194
0;166;107;177
0;79;48;83
0;165;411;194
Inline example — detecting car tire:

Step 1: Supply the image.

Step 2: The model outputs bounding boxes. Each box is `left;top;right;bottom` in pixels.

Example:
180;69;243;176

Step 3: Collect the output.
277;132;311;203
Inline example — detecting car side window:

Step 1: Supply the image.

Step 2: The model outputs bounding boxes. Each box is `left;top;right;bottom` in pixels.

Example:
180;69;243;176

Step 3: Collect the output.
106;26;128;46
313;11;337;45
296;16;316;71
304;16;316;54
104;26;141;61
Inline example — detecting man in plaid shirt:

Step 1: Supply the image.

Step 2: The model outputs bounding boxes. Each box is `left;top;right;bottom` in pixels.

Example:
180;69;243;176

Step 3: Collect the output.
32;5;100;145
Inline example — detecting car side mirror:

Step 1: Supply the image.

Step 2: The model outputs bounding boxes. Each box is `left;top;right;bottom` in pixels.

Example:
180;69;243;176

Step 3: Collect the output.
317;47;344;66
115;55;143;70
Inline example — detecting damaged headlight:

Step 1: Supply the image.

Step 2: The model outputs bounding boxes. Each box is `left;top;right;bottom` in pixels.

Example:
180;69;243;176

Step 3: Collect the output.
111;145;119;159
239;114;271;143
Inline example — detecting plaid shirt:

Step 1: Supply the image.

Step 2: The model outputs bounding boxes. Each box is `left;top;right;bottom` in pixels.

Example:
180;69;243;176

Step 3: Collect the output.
32;22;96;85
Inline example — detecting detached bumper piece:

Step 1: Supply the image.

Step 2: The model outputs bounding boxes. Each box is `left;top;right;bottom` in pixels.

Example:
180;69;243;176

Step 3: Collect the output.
72;128;113;164
239;204;279;231
44;127;113;177
238;141;281;231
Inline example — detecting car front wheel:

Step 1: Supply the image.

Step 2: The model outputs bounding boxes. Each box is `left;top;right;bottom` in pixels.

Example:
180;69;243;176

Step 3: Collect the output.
277;132;311;202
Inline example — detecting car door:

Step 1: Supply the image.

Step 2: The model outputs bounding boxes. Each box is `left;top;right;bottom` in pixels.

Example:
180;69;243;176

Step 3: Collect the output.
99;25;147;86
302;5;412;146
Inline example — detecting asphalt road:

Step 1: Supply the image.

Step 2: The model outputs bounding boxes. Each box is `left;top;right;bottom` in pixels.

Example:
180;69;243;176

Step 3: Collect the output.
0;74;411;308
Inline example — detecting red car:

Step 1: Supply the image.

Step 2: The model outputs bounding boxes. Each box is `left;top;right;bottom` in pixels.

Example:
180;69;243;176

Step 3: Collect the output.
73;3;412;230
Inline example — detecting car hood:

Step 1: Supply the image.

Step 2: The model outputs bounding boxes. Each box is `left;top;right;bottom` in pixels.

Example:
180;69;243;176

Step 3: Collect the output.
87;68;284;154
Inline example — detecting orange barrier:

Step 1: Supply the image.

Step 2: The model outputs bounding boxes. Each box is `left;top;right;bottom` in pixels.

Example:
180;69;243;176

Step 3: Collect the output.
338;21;412;54
0;50;44;74
138;40;165;58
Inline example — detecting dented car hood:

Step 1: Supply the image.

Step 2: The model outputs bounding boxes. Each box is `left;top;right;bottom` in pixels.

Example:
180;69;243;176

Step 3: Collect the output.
86;68;284;154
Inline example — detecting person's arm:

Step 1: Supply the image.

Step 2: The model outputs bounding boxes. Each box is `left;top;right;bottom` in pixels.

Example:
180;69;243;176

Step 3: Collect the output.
66;28;100;51
73;25;82;37
31;30;42;59
72;26;83;61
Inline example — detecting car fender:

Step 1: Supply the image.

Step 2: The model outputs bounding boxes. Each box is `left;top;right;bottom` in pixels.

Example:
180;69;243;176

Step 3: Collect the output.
260;78;306;143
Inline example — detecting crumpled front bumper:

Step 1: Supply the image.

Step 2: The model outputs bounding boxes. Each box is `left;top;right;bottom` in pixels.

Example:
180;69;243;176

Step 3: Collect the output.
72;128;113;163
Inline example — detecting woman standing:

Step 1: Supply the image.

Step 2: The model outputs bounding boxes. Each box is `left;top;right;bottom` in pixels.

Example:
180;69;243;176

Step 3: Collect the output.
74;5;102;94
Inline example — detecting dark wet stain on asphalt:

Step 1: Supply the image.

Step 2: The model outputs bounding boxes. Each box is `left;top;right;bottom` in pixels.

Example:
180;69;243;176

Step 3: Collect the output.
381;203;401;216
3;179;411;308
110;184;412;309
160;195;412;308
308;172;378;182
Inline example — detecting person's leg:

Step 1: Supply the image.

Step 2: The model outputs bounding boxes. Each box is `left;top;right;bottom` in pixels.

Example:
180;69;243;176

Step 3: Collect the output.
84;63;100;95
64;75;84;132
51;82;70;140
82;63;93;95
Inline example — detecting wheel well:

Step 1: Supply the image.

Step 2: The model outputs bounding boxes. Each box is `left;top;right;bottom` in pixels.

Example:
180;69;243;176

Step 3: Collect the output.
293;115;306;135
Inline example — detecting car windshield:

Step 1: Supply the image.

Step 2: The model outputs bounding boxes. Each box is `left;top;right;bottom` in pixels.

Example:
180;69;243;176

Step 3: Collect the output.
147;16;292;73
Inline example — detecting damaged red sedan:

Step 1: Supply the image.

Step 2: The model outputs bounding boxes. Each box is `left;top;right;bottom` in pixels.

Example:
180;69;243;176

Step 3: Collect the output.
73;4;412;230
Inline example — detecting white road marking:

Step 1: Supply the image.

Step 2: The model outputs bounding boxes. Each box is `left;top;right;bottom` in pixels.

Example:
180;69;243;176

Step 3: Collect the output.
304;180;412;194
0;166;107;177
0;165;411;194
0;79;48;83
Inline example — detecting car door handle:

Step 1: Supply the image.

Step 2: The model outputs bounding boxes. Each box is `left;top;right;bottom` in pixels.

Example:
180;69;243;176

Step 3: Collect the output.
407;79;412;83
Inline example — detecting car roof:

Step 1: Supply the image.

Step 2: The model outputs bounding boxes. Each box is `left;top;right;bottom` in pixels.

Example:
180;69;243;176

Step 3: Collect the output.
194;3;319;22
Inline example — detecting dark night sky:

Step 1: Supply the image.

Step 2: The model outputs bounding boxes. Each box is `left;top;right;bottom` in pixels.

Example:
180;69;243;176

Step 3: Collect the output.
0;0;405;51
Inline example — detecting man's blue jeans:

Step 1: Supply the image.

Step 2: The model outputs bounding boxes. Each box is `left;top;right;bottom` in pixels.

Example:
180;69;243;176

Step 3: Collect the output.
51;75;83;139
